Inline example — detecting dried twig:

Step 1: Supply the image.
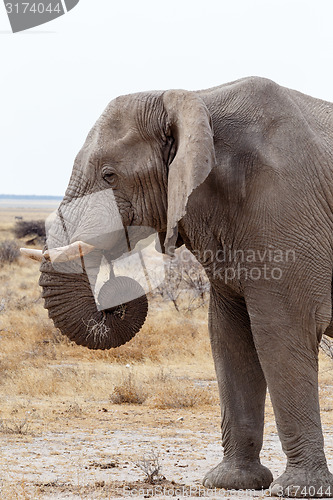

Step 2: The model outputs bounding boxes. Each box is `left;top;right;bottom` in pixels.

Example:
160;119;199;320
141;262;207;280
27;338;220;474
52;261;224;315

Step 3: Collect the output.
0;417;30;435
135;451;162;484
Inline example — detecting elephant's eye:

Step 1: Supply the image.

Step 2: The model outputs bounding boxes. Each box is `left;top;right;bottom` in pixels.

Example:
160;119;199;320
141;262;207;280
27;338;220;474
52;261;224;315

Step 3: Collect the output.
102;167;118;187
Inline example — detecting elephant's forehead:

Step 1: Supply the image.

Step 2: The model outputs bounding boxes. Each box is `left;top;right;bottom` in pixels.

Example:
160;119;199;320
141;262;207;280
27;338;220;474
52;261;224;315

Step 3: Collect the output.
75;95;149;169
97;96;139;141
77;121;140;170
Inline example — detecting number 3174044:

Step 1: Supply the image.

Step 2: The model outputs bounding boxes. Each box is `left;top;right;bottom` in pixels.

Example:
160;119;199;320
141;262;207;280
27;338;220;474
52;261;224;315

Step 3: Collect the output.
5;3;62;14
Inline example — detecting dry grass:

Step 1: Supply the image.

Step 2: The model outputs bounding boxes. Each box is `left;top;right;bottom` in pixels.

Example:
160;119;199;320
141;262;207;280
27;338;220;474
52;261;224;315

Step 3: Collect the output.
148;381;214;409
0;240;20;266
110;368;216;408
0;481;42;500
110;370;148;404
0;416;30;435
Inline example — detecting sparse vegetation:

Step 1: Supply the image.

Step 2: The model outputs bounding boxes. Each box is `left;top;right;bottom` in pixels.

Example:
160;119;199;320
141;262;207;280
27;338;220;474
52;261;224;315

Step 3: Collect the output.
0;240;20;266
110;370;148;404
135;450;162;484
154;249;210;312
13;219;46;244
0;417;30;435
149;380;214;409
13;219;46;239
110;368;216;408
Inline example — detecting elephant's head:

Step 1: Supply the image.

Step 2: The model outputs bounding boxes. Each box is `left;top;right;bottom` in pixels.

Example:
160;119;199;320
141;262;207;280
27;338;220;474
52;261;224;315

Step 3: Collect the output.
25;90;216;349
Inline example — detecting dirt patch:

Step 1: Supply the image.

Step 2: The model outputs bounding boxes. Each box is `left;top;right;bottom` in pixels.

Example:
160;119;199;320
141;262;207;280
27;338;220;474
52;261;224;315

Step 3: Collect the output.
1;400;333;499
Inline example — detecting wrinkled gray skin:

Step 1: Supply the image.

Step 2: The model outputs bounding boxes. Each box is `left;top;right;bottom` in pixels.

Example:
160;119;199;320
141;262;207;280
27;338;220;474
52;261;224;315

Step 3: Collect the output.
39;77;333;496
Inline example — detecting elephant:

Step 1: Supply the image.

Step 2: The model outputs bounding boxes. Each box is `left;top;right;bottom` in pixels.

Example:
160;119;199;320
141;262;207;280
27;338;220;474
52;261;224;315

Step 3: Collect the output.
22;76;333;497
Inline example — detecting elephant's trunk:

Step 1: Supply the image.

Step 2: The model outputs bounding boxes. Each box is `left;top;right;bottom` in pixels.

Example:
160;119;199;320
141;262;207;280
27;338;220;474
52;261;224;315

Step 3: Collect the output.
38;258;148;350
22;197;150;349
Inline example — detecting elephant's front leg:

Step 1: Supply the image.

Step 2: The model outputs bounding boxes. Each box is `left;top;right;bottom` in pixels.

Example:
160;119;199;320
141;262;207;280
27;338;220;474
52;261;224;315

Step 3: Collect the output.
203;289;273;490
246;289;333;498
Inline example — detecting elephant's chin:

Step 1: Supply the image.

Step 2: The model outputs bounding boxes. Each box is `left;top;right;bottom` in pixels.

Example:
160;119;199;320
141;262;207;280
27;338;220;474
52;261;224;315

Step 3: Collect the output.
39;260;148;350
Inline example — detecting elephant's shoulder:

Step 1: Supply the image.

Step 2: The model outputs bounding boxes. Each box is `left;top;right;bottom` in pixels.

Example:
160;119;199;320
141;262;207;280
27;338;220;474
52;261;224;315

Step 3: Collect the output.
201;76;287;109
203;76;333;138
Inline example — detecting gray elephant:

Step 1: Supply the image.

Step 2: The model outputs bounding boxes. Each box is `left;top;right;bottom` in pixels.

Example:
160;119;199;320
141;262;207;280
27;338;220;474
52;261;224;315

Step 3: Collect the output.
23;77;333;497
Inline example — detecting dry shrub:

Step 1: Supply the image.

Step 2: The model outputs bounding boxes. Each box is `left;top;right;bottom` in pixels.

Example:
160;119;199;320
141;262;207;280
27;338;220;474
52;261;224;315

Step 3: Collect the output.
0;417;30;435
319;349;333;387
153;248;210;313
13;219;45;240
135;450;162;484
0;240;20;266
63;401;83;417
0;304;62;366
148;380;214;409
110;371;147;404
117;306;209;363
110;368;215;408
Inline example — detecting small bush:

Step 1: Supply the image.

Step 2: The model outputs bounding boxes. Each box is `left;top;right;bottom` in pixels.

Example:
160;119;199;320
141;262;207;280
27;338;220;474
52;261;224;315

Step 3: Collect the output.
13;219;46;240
110;369;215;408
135;451;162;484
153;248;210;313
0;417;30;435
0;240;20;265
149;381;214;409
110;371;147;404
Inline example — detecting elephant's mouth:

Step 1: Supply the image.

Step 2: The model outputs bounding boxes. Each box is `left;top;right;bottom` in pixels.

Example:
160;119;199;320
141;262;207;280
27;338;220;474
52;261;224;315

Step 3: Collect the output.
21;242;149;350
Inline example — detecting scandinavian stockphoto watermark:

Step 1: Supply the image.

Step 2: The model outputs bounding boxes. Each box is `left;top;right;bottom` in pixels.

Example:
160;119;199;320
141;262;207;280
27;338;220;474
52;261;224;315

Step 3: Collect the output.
170;244;296;284
122;485;262;497
212;245;296;283
122;484;332;497
3;0;80;33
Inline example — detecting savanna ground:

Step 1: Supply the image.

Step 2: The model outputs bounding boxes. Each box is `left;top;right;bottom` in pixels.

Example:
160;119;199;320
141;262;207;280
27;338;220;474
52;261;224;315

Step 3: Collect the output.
0;202;333;499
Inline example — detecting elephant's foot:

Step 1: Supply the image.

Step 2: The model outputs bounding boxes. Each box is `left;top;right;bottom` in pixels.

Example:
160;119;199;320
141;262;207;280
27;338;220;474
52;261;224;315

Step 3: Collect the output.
270;468;333;498
203;458;273;490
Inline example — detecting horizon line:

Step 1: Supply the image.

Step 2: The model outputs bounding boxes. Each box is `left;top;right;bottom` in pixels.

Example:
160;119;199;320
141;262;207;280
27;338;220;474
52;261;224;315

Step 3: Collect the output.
0;194;62;199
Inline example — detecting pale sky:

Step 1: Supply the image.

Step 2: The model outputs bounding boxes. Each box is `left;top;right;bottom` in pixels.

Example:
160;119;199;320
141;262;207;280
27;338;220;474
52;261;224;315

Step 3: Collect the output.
1;0;333;196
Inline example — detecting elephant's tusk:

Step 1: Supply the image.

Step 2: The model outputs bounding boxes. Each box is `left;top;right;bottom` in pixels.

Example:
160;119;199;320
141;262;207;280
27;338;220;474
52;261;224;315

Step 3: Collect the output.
43;241;95;262
20;248;43;261
20;241;95;263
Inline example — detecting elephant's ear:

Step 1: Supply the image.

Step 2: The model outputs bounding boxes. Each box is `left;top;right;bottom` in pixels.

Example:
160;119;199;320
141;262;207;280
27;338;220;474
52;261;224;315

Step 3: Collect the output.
162;90;216;254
